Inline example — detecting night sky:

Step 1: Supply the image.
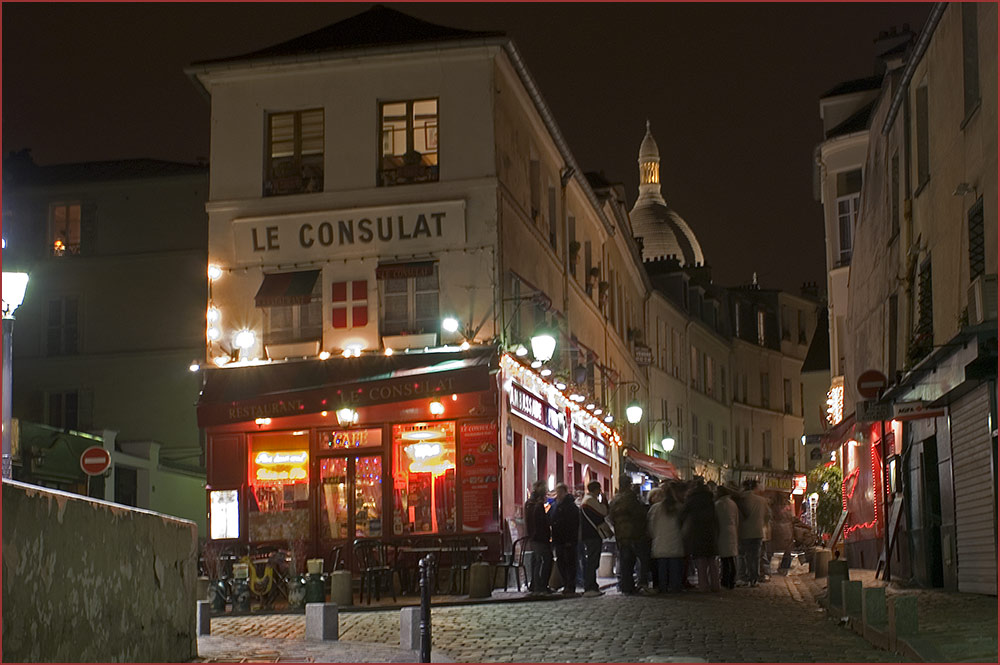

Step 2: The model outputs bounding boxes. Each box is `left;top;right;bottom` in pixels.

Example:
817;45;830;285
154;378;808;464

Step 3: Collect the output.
2;2;931;293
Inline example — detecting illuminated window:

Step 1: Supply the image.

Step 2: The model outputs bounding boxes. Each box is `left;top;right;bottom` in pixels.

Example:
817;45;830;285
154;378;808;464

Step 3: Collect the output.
379;264;439;336
248;432;310;542
210;490;240;540
260;272;322;345
379;98;438;186
265;108;324;196
49;202;81;257
392;422;456;534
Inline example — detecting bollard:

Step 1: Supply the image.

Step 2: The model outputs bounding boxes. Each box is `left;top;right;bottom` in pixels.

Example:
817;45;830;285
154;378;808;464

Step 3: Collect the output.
841;580;863;616
197;600;212;636
812;549;832;578
828;559;849;578
305;603;339;641
419;554;434;663
862;586;887;626
598;551;615;578
468;561;492;598
330;570;353;606
400;606;420;651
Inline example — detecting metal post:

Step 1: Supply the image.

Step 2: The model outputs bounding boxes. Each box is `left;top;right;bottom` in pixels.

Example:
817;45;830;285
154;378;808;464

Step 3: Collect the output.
881;416;890;583
418;554;433;663
2;318;14;479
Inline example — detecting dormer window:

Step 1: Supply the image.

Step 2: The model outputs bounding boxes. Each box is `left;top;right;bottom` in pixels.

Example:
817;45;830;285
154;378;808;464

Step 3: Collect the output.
265;109;324;196
379;99;438;186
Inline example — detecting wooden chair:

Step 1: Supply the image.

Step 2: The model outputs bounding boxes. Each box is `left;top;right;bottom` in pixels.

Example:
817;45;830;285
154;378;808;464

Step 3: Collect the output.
328;545;345;572
493;537;528;591
353;538;397;605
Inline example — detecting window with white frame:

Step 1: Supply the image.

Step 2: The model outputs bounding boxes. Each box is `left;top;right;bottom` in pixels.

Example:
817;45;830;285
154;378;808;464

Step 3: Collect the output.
691;413;699;456
260;273;322;345
380;264;439;336
47;296;79;356
49;202;82;257
836;169;861;265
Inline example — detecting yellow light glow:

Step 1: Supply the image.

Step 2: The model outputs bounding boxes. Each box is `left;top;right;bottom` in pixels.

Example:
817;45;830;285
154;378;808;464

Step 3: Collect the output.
255;450;307;465
826;379;845;426
318;351;331;360
321;410;329;417
429;400;445;416
207;306;220;324
385;348;394;356
213;355;230;367
255;418;272;426
256;467;307;481
208;264;223;281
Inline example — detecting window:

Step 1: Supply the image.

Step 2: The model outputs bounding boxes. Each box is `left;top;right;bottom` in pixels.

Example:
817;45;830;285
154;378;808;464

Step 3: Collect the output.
722;429;728;465
888;293;899;379
968;198;985;280
676;406;684;451
548;186;557;250
380;264;439;336
797;309;807;344
742;373;749;404
691;413;699;456
46;390;78;430
743;428;750;464
962;3;980;119
757;310;766;346
47;297;79;356
392;422;456;534
784;379;793;414
260;273;322;345
584;241;594;296
912;258;933;359
707;421;715;460
266;109;324;196
671;329;680;377
248;431;310;542
781;306;791;341
915;85;929;189
720;367;727;403
568;216;577;278
762;431;772;468
332;280;369;329
380;98;438;186
787;439;796;471
704;354;713;397
690;346;699;389
836;169;861;265
760;372;770;409
49;203;81;256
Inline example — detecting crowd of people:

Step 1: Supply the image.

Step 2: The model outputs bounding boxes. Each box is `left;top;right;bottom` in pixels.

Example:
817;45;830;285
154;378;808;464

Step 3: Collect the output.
522;474;817;597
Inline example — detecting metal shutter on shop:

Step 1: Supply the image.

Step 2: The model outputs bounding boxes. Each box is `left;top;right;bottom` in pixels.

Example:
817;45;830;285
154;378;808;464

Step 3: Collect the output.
951;385;997;595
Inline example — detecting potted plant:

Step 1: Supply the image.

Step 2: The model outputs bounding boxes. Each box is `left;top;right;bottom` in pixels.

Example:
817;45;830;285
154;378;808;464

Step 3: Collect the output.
286;539;309;609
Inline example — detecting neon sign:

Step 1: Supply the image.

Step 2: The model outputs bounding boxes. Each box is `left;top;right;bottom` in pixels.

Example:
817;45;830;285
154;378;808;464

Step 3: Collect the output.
255;451;308;465
253;449;308;483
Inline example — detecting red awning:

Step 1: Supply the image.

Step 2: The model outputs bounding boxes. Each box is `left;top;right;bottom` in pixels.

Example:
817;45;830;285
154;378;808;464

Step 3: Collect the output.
254;270;320;307
623;448;679;480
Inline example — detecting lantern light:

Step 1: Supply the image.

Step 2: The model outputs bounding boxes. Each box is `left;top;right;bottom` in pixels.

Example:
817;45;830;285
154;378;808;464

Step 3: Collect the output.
442;317;460;333
555;381;567;390
207;264;223;281
189;362;200;372
336;407;358;426
234;329;256;350
626;400;643;424
207;327;221;341
429;400;445;416
1;272;29;317
530;333;556;362
515;345;528;357
540;368;552;376
385;347;394;356
318;351;331;360
206;306;220;324
530;360;542;369
213;355;230;367
662;437;675;452
460;340;471;350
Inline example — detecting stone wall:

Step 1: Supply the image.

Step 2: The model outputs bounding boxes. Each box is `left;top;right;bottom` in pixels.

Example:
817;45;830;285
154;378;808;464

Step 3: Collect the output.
2;479;197;662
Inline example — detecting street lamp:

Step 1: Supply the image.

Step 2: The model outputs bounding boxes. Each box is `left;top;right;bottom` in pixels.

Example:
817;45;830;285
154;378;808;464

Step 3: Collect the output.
336;407;358;426
530;332;556;363
441;317;460;333
2;271;29;479
625;400;644;424
661;437;676;453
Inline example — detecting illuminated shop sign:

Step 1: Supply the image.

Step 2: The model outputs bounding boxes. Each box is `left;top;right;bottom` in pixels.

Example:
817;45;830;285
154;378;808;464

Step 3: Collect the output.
509;383;566;439
572;426;609;463
252;450;308;483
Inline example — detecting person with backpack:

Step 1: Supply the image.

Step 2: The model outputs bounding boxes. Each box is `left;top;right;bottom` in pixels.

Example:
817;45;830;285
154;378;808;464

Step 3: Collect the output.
580;480;610;597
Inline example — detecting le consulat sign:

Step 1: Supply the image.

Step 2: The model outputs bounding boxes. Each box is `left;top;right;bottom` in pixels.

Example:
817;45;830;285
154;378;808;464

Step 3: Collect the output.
231;200;467;265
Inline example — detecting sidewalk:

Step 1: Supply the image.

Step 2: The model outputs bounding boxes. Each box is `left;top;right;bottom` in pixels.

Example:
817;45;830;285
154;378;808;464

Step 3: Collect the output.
815;568;998;663
195;635;453;662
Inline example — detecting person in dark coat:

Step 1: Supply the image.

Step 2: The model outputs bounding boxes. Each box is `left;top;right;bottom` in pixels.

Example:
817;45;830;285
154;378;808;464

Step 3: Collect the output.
679;478;720;592
524;480;553;594
608;475;649;594
550;482;581;595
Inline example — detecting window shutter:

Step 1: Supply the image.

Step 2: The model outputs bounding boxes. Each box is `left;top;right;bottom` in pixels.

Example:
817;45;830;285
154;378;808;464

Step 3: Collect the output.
80;201;98;256
352;280;367;300
352;306;368;328
332;308;347;329
331;282;347;302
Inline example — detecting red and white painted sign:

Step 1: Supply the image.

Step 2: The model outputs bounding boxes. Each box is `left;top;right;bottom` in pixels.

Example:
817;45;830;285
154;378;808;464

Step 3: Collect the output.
80;446;111;476
857;370;888;400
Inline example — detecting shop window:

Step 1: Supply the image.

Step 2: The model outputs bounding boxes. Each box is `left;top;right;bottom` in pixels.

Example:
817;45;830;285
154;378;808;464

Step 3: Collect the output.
379;98;438;186
379;264;439;336
210;489;240;540
392;422;456;535
247;431;310;542
332;280;369;329
49;202;81;256
265;108;324;196
555;452;564;484
318;455;383;541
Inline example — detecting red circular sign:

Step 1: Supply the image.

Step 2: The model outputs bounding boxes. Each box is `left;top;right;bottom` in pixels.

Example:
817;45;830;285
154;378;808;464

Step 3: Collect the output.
857;369;888;400
80;446;112;476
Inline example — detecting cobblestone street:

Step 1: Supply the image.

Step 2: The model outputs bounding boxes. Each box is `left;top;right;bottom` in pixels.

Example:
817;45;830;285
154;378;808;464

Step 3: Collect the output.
204;575;902;662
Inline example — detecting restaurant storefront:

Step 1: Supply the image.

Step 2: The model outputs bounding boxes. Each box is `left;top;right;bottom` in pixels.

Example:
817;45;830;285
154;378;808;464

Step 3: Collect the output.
498;354;620;531
197;347;504;566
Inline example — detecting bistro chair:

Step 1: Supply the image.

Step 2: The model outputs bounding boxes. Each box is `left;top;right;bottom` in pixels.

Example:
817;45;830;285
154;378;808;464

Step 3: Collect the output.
493;536;528;592
444;536;480;595
328;545;345;572
353;538;397;605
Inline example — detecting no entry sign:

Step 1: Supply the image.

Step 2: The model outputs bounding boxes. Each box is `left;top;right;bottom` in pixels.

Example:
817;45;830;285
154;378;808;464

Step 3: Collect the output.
80;446;112;476
857;369;888;400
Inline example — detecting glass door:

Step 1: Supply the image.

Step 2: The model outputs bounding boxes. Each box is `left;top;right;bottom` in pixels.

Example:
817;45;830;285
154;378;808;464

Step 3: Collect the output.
317;454;384;567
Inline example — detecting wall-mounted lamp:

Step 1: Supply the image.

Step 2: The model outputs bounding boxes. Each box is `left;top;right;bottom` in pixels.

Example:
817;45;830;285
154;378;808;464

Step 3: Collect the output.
626;400;644;424
336;407;358;426
429;400;445;416
530;332;556;362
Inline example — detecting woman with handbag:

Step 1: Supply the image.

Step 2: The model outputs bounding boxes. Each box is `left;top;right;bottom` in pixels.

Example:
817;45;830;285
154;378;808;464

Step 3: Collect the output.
580;480;610;597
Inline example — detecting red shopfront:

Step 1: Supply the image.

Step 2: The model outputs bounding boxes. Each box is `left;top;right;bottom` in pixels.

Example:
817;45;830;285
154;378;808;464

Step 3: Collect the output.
197;348;503;565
